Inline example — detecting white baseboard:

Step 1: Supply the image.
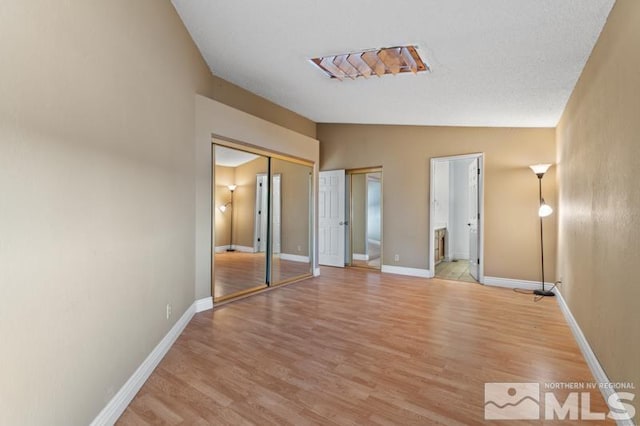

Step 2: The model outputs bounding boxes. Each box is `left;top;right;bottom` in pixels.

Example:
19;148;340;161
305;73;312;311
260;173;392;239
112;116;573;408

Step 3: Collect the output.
555;290;635;425
483;276;555;291
194;296;213;312
313;267;321;276
352;253;369;261
381;265;432;278
367;239;381;246
215;245;254;253
278;253;310;263
90;301;197;425
234;245;254;253
453;253;469;261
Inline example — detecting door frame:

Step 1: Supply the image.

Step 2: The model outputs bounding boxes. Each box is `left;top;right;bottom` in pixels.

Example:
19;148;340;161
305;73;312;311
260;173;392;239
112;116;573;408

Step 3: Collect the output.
346;167;383;269
429;153;484;283
271;173;282;254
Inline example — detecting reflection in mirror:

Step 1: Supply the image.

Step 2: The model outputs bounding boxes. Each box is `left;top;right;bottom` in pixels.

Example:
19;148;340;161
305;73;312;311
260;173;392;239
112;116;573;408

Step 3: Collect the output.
350;171;382;269
270;158;313;284
214;145;269;300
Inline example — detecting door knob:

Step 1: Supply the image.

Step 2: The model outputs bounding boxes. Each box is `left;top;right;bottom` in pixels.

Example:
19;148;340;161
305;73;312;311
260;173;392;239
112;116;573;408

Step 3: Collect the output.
467;223;472;226
339;221;344;225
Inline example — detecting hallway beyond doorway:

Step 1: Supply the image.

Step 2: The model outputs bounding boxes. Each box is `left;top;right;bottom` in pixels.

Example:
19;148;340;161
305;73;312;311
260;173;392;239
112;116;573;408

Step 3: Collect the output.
435;259;476;283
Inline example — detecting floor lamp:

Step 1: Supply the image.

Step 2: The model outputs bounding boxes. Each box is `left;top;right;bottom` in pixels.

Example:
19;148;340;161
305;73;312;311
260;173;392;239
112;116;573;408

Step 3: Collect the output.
529;164;554;297
219;184;237;252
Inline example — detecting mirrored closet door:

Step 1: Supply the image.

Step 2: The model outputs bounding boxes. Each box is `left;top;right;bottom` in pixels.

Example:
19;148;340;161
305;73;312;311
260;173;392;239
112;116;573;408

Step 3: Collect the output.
213;142;313;302
270;158;313;284
214;145;269;300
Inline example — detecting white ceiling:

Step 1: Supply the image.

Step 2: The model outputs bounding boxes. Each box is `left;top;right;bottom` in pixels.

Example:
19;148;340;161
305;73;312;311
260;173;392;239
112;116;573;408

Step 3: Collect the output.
173;0;614;127
214;144;259;167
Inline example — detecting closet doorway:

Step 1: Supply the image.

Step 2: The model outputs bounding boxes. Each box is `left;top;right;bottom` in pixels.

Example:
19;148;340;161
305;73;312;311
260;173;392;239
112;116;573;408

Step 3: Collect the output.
347;168;382;270
212;141;313;302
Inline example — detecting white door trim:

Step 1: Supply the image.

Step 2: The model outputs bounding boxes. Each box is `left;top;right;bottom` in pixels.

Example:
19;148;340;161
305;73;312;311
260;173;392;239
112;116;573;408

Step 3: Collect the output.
468;158;480;281
272;173;282;254
429;153;485;283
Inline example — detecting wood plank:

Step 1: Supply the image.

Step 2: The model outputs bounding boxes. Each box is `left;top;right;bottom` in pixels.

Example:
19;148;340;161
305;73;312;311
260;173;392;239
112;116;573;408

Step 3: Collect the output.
118;267;612;425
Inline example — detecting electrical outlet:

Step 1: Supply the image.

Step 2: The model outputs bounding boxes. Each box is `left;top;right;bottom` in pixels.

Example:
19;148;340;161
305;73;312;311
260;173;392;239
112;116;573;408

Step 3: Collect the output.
297;245;302;252
166;303;172;320
394;254;400;262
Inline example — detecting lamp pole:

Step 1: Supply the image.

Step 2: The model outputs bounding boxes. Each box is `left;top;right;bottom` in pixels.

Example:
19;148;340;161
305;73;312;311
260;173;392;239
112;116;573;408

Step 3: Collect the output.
227;187;235;252
533;171;554;297
538;175;546;293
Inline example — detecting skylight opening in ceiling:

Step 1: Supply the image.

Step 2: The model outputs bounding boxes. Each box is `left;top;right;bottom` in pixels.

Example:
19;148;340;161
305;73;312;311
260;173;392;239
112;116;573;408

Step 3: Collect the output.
310;45;429;80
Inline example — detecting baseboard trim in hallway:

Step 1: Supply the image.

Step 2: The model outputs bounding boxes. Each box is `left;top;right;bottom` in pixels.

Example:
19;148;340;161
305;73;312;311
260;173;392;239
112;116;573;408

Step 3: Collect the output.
380;264;433;278
90;297;213;426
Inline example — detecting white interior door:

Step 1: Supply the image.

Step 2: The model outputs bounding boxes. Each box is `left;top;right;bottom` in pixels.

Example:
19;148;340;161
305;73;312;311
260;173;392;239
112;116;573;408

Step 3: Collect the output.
319;170;345;267
254;174;268;252
272;174;281;254
468;159;480;280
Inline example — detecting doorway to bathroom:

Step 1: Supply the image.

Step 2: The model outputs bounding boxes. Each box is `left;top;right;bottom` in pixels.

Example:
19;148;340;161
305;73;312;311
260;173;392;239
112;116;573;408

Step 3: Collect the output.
429;154;483;283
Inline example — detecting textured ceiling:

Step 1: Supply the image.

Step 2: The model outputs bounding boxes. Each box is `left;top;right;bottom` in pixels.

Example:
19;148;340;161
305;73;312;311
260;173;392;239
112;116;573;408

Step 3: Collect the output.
173;0;615;127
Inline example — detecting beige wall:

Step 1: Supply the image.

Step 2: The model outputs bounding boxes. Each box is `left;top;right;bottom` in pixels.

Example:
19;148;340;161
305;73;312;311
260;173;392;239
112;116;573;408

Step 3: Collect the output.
318;125;557;281
0;1;316;424
556;0;639;412
208;75;316;139
0;1;211;424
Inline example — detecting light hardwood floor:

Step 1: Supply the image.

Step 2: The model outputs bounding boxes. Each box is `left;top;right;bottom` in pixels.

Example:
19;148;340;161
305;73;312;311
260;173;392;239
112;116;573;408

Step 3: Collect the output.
214;252;312;299
118;267;611;425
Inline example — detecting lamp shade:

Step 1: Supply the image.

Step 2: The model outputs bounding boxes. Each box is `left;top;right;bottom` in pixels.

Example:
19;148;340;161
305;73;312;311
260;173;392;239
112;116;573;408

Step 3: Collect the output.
538;202;553;217
228;184;237;191
529;164;552;175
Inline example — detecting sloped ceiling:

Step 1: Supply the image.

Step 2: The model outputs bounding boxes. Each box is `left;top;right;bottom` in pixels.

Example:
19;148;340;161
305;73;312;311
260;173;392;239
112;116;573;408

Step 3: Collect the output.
173;0;615;127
